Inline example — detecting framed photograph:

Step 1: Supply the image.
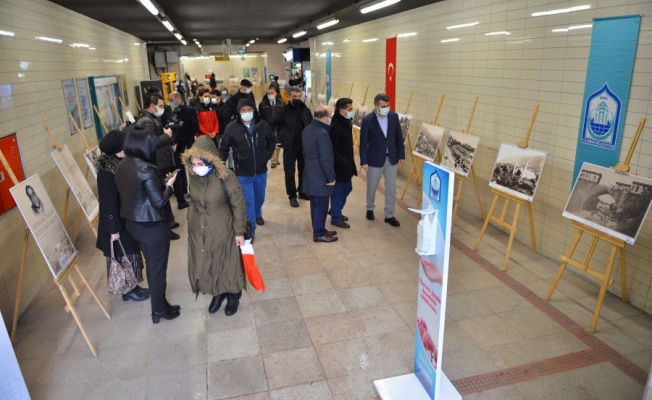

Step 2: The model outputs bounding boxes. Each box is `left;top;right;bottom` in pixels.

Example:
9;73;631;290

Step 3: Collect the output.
440;130;481;177
397;113;413;144
76;78;94;129
243;67;250;78
83;146;101;179
563;162;652;245
413;123;445;161
9;175;77;278
61;79;81;135
352;105;368;130
489;143;547;202
51;146;99;222
88;76;122;139
118;74;129;107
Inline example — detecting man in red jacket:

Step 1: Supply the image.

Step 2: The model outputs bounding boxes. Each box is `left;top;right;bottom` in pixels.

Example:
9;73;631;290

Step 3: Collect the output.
195;88;219;139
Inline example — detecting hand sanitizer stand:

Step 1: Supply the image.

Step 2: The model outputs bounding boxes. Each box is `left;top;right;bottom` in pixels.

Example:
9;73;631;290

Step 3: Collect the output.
374;163;462;400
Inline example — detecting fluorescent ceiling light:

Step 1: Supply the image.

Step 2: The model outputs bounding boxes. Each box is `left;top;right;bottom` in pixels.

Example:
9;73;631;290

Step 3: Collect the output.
89;47;96;50
441;38;460;43
292;30;307;38
35;36;62;43
69;43;90;48
362;38;378;42
531;4;590;17
552;24;593;32
397;32;417;38
0;30;15;37
249;39;255;44
485;31;510;36
447;21;478;30
245;43;250;47
181;40;187;45
277;38;287;43
173;33;182;41
133;42;141;46
161;20;174;32
317;19;339;30
322;41;334;45
138;0;159;16
343;38;351;43
360;0;400;14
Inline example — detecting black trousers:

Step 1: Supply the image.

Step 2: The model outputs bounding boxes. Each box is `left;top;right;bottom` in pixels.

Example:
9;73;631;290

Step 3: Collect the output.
159;166;176;223
310;195;329;238
126;220;170;314
283;144;305;199
172;152;188;204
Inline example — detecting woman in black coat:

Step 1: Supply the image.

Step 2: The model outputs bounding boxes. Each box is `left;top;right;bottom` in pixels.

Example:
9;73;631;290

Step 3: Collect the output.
95;130;149;302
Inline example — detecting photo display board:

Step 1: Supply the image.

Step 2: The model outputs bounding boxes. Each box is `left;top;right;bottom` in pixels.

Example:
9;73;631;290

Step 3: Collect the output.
61;79;81;135
439;130;481;177
51;146;99;221
413;123;445;161
83;146;101;179
489;143;547;202
564;162;652;245
352;105;368;130
77;78;94;129
89;76;122;139
398;113;413;144
9;175;77;278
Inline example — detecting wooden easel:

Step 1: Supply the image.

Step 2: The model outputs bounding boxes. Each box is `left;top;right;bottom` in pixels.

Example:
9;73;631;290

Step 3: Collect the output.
400;92;445;200
472;103;541;270
0;151;110;354
348;82;354;98
333;82;341;99
545;117;647;332
93;105;109;135
109;99;124;125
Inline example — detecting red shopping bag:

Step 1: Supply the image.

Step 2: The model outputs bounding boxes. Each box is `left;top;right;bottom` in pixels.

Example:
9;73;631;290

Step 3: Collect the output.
241;242;265;292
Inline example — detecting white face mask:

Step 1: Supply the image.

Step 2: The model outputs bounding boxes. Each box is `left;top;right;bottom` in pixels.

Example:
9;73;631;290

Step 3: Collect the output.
378;106;390;116
241;112;254;122
221;90;228;96
323;117;331;125
154;107;165;117
268;95;276;102
211;98;219;104
244;88;252;94
345;110;354;120
202;97;210;105
192;165;211;176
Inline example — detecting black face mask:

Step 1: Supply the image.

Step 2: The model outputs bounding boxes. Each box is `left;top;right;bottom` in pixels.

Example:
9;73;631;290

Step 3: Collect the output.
291;99;301;107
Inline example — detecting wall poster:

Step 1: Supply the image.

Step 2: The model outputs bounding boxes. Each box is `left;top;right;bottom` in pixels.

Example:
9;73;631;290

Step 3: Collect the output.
51;146;99;222
61;79;81;135
76;78;94;129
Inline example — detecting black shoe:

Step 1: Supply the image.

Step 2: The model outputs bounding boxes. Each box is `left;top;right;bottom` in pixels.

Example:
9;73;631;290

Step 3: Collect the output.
224;292;241;316
169;222;180;229
169;230;180;240
151;309;180;324
122;287;149;302
326;230;337;237
208;293;227;314
298;193;311;200
366;210;375;221
331;220;350;228
250;236;255;244
165;300;180;313
290;198;299;208
341;215;349;221
178;202;190;210
314;235;338;243
384;217;400;227
135;285;150;295
256;217;265;226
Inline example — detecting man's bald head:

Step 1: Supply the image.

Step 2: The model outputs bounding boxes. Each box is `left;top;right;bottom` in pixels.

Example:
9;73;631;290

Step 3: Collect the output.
169;91;182;103
314;104;331;120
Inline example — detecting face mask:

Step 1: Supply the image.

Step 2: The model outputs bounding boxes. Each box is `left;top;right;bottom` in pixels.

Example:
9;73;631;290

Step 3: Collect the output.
154;107;165;117
202;97;210;105
345;110;354;120
268;95;276;102
169;101;178;109
241;112;254;122
221;90;228;96
244;88;252;94
192;165;211;176
378;106;390;116
211;98;219;104
291;99;301;106
324;118;331;125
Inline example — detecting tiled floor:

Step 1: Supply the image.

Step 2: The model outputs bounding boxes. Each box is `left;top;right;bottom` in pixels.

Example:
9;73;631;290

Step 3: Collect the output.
11;163;652;399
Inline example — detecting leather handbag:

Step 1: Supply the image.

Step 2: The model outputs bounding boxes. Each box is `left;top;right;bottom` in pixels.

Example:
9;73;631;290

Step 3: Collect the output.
107;239;138;295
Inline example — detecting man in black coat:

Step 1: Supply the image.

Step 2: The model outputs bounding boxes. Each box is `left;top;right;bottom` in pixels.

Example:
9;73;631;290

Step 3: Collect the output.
228;79;255;115
258;85;285;168
271;86;313;207
329;98;357;228
168;91;199;209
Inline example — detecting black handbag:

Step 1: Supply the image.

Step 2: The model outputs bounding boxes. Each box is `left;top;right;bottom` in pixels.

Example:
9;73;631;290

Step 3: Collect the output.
219;177;253;239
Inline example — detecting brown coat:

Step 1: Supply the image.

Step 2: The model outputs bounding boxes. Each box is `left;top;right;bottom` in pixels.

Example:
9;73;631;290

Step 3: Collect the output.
182;136;247;296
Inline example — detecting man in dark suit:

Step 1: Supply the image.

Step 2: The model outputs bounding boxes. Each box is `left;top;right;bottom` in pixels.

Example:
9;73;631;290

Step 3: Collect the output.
329;98;357;228
359;93;405;227
302;105;337;243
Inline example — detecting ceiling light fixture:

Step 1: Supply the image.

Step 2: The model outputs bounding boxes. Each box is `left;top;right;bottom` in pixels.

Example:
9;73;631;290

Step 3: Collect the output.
69;43;90;48
249;39;255;44
89;47;96;50
447;21;479;30
317;19;339;30
441;38;460;43
245;43;250;47
531;4;590;17
35;36;62;43
360;0;401;14
292;30;307;38
551;24;593;32
397;32;417;38
0;30;15;37
137;0;159;16
343;38;351;43
277;38;287;43
362;38;378;42
485;31;510;36
133;42;141;46
322;41;334;45
174;33;183;41
161;20;174;32
181;39;187;45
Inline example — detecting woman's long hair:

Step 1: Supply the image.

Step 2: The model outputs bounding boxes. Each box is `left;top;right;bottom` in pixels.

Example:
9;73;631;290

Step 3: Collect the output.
123;127;158;164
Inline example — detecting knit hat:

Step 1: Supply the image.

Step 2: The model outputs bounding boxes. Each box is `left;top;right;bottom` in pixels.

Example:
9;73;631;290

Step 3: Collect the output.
237;97;256;112
240;79;253;87
99;129;125;155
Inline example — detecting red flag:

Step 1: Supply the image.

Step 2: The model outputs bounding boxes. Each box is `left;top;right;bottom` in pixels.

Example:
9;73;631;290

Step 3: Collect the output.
385;36;397;110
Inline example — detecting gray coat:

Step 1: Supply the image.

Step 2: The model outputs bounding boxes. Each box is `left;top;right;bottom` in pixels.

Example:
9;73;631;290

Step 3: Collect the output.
302;119;335;197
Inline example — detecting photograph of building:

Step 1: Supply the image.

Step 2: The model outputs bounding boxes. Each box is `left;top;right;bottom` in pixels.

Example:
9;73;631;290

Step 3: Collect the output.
489;143;547;202
440;130;481;177
413;123;445;161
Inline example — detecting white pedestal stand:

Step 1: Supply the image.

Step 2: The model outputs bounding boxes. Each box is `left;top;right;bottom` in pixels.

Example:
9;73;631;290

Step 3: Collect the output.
374;371;462;400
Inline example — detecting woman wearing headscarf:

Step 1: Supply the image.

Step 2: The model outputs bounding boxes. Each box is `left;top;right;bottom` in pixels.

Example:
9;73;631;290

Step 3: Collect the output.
182;135;247;316
95;130;148;302
115;127;180;323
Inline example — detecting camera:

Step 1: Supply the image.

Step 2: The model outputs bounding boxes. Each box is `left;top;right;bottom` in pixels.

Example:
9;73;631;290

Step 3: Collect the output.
164;116;184;130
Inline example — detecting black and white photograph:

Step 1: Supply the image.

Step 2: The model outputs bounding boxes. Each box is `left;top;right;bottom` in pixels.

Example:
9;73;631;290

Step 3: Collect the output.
413;123;445;161
77;78;94;129
563;162;652;245
352;105;368;129
316;93;326;106
9;175;77;278
440;130;481;177
61;79;81;135
83;146;101;179
51;146;99;221
327;96;338;110
489;143;547;202
398;113;413;144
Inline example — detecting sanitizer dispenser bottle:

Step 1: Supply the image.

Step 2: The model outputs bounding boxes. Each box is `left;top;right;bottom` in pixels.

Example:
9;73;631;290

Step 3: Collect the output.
409;206;437;256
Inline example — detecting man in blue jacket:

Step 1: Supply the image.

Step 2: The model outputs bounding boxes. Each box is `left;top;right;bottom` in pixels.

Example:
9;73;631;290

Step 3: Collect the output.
359;93;405;227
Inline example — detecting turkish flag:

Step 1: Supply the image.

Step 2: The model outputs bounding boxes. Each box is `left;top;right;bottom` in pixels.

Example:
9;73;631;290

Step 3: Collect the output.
385;36;397;110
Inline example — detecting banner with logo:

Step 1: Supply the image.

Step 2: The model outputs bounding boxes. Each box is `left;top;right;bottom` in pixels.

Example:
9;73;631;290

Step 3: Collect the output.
386;37;397;110
573;15;641;184
413;162;454;399
325;50;332;103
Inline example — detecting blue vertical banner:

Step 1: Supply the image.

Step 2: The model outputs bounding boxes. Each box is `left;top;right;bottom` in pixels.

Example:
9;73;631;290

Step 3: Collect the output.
573;15;641;183
413;162;454;399
325;50;331;103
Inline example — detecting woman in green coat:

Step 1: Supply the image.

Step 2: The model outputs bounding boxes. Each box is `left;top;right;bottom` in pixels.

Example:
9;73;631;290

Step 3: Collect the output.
182;136;247;316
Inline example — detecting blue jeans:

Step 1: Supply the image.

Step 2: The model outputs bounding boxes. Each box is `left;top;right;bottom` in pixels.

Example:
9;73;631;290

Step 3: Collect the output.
330;181;353;222
237;172;267;237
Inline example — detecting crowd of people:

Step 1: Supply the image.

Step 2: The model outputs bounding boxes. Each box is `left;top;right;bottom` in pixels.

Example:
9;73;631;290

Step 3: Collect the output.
94;79;405;323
